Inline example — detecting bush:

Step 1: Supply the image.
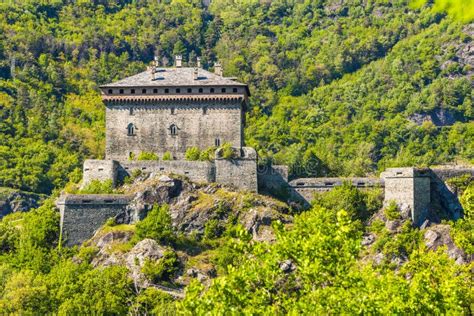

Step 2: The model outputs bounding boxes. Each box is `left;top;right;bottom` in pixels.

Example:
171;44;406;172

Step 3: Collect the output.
135;204;175;244
185;147;201;161
162;152;172;161
137;152;159;161
204;219;223;239
384;200;401;220
312;182;378;221
199;146;217;161
220;143;235;160
78;180;115;194
141;250;179;282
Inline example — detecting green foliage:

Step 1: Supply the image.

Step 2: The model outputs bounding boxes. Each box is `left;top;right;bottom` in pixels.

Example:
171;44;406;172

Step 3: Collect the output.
451;183;474;254
411;0;474;22
312;183;383;221
137;151;159;161
384;200;401;220
162;151;173;161
203;219;223;240
135;204;175;245
185;147;201;161
141;250;179;283
131;288;176;316
446;174;472;194
199;146;217;161
77;179;115;194
220;143;235;160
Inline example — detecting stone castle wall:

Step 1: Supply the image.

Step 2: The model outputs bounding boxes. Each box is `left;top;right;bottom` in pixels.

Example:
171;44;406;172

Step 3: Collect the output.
289;177;383;206
56;194;132;246
118;160;215;183
215;147;258;192
83;160;119;187
105;101;244;160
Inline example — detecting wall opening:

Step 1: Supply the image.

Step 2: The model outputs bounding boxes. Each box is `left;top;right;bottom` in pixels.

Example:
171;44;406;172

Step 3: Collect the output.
170;124;178;136
127;123;136;136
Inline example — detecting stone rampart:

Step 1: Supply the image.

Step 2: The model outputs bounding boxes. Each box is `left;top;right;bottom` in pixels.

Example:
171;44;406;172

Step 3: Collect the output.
56;194;132;246
258;165;289;195
118;160;215;183
83;160;119;187
288;177;382;206
215;147;258;192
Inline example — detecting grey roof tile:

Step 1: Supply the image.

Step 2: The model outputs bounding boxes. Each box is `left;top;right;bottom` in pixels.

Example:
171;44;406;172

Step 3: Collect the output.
101;67;246;87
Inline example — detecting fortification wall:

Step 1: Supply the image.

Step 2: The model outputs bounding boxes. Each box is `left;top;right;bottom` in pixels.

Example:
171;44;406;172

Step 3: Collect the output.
56;194;132;246
215;147;258;192
430;167;474;181
83;160;119;187
118;160;215;183
258;165;289;194
288;177;382;206
106;102;243;160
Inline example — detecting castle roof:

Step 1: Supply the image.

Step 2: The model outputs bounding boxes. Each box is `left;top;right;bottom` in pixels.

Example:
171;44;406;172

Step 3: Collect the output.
100;67;247;89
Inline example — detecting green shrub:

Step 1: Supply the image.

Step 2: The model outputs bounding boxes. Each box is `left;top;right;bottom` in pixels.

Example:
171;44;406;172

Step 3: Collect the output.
220;143;235;159
137;151;159;161
185;147;201;161
135;204;175;244
199;146;217;161
141;250;179;282
162;152;173;161
204;219;223;239
384;201;401;220
131;169;142;180
78;179;115;194
312;182;377;221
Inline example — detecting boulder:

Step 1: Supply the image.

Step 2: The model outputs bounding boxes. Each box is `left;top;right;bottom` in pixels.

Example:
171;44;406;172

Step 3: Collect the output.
423;225;471;264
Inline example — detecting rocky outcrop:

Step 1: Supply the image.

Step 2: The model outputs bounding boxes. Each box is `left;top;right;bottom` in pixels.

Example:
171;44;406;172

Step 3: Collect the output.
123;174;292;241
423;225;472;264
0;188;44;218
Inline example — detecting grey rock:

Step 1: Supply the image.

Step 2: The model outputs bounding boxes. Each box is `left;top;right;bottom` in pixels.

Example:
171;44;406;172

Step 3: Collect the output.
361;234;375;246
279;259;296;273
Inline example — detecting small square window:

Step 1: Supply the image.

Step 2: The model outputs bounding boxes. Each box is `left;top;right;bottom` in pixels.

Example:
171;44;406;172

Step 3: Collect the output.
119;89;124;94
176;88;181;93
131;89;135;94
142;89;147;94
187;88;192;93
221;88;226;93
210;88;215;93
165;88;169;93
153;88;158;93
199;88;203;93
108;89;113;94
233;88;238;93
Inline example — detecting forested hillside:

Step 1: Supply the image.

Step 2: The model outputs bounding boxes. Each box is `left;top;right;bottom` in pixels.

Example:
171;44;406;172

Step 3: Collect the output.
0;0;472;194
0;1;473;313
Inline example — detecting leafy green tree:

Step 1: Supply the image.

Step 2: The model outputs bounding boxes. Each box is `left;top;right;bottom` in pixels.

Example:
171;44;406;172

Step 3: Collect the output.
135;204;175;244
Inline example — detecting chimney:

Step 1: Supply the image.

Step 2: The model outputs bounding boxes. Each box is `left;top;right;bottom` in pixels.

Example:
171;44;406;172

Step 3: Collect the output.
197;57;201;68
214;62;223;76
150;56;158;80
175;55;182;68
193;67;199;80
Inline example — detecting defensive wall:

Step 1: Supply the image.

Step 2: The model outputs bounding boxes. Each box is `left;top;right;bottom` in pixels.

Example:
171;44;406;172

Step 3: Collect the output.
56;194;133;247
62;163;473;246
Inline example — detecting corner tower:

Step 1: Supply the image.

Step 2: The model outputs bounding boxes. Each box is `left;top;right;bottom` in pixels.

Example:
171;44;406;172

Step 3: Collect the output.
99;57;250;160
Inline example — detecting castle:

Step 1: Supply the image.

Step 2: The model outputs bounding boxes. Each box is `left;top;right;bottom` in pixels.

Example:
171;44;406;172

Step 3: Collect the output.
57;56;473;246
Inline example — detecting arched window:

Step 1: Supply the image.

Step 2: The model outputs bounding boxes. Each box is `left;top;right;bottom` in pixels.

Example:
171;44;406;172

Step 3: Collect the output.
215;138;221;147
127;123;136;136
170;124;178;136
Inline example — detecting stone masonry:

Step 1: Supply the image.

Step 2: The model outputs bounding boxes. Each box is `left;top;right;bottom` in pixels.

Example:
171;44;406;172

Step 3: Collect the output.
58;56;473;246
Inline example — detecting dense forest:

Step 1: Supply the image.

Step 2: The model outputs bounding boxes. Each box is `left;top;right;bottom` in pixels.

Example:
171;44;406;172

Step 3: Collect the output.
0;0;473;314
0;0;472;194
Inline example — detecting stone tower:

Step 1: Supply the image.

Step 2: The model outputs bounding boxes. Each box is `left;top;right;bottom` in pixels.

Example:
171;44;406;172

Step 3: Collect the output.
381;168;431;226
99;58;250;160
